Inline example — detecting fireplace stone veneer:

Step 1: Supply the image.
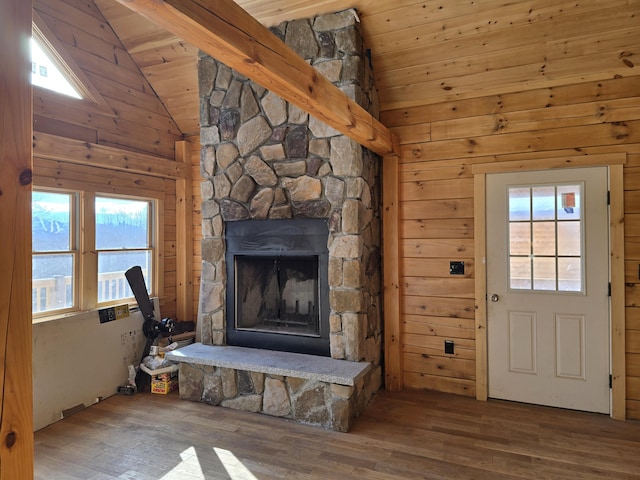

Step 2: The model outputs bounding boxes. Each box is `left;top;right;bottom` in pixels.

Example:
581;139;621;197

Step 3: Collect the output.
188;8;383;430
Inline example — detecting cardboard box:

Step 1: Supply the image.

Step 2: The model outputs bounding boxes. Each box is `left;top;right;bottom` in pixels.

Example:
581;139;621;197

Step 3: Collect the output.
139;362;179;394
151;377;178;394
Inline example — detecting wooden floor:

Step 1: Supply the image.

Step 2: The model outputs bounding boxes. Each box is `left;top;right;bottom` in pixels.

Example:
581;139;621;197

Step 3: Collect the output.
35;389;640;480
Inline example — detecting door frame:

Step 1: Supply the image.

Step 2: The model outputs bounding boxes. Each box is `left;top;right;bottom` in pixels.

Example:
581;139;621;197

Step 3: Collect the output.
472;154;627;419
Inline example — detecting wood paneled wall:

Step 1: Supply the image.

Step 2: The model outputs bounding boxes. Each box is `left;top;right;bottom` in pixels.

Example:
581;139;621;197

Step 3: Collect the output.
379;0;640;418
383;76;640;416
30;0;184;319
32;136;179;319
33;0;182;159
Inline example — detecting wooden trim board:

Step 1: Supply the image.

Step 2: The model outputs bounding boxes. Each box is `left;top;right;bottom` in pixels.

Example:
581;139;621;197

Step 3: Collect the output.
383;152;403;391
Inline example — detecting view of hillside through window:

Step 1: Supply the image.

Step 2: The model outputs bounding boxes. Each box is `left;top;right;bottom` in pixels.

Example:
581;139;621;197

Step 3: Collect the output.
32;192;153;314
95;196;152;303
32;192;74;313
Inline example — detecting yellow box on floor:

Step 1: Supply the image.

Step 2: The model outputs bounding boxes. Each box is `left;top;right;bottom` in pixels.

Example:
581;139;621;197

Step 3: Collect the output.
151;377;178;394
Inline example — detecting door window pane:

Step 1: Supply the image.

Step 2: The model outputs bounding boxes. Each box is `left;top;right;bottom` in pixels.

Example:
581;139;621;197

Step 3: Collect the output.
510;257;532;289
509;223;531;255
508;183;584;293
558;222;581;256
557;185;581;220
558;257;581;292
532;186;555;220
532;222;555;256
533;257;556;290
509;188;531;221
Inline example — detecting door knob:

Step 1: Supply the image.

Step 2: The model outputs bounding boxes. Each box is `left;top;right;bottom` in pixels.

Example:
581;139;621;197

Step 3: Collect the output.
490;294;499;302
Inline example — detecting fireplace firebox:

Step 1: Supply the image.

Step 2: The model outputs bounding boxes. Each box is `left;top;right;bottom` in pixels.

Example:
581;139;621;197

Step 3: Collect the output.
225;219;330;356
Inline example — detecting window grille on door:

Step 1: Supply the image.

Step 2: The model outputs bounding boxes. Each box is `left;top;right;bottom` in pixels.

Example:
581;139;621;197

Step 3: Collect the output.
507;184;583;293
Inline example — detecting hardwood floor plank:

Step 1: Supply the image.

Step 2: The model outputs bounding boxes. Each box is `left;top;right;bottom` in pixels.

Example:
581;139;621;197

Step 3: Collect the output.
35;389;640;479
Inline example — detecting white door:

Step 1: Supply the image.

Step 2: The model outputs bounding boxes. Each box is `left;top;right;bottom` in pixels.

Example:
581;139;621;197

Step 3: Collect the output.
486;167;610;413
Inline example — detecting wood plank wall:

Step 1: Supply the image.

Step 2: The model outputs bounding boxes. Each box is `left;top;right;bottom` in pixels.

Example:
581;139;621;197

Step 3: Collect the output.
33;0;182;159
32;142;179;319
377;1;640;418
384;75;640;416
30;0;184;319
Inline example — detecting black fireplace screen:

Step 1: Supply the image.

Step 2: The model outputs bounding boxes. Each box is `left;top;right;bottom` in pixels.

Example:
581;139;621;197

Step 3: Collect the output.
225;218;330;356
235;255;319;337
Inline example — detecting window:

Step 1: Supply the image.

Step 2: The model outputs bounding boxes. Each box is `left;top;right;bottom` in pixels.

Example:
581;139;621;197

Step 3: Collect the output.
32;191;77;314
32;189;156;317
508;183;583;292
95;196;153;304
30;37;81;99
32;15;111;106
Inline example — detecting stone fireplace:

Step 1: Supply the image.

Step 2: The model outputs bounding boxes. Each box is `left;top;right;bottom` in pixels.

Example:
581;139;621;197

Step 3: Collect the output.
177;9;383;431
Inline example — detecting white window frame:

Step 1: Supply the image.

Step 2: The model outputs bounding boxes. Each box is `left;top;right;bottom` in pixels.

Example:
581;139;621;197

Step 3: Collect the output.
32;188;158;320
32;189;79;316
92;193;156;308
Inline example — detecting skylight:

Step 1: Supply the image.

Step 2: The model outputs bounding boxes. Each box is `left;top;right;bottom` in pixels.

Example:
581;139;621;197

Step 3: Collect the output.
31;37;81;99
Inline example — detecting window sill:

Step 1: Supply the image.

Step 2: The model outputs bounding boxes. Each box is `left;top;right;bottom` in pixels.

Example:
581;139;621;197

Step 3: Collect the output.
32;302;139;325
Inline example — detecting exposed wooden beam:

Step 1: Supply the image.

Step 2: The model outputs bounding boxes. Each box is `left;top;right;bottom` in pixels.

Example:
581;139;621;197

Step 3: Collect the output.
114;0;399;157
33;132;187;179
0;0;34;477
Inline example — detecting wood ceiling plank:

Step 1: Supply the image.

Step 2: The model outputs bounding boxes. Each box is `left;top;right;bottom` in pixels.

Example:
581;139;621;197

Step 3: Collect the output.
115;0;399;156
36;10;140;74
133;41;197;68
378;57;640;112
35;0;122;46
370;1;635;59
236;0;373;27
381;76;640;127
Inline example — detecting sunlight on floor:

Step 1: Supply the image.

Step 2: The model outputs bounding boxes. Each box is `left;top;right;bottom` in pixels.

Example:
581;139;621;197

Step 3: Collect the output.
214;447;259;480
159;446;205;479
154;446;258;479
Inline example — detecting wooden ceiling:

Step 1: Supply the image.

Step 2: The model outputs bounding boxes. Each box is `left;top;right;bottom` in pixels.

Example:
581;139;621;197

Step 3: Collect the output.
94;0;640;138
94;0;376;137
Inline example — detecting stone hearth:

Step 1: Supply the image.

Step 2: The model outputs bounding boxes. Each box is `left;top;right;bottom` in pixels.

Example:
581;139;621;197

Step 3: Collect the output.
167;344;371;432
187;8;383;430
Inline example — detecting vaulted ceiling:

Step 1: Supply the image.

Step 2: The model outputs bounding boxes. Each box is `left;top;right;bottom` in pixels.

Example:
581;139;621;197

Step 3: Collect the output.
94;0;387;137
93;0;640;140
